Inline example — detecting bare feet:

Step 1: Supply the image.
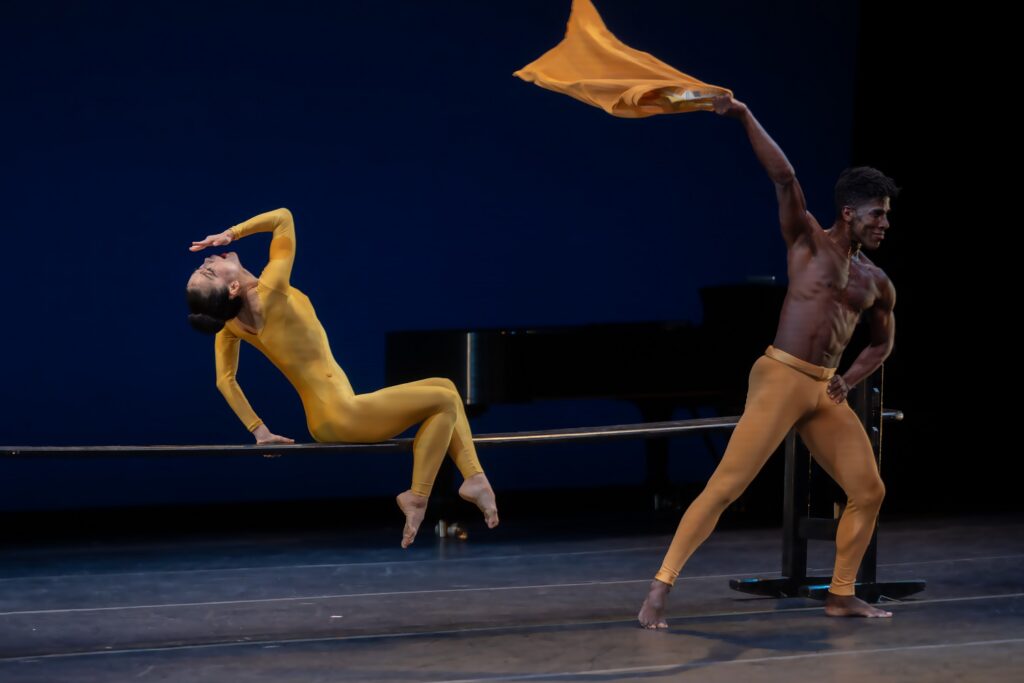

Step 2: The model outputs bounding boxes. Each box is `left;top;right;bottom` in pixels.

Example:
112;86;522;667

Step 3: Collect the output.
396;490;428;548
458;473;499;529
638;579;671;629
824;593;893;618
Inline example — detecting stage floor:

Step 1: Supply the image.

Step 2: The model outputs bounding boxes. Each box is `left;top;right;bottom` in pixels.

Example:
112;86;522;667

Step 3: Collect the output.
1;514;1021;682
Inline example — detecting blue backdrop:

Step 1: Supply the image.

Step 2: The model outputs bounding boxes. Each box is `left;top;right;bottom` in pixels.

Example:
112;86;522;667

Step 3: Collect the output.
0;0;860;509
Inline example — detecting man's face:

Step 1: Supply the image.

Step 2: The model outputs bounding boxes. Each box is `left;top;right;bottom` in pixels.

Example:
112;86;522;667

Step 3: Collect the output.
846;197;891;250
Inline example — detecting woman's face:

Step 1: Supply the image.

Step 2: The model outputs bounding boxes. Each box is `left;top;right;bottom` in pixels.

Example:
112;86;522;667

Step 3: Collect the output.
187;252;246;295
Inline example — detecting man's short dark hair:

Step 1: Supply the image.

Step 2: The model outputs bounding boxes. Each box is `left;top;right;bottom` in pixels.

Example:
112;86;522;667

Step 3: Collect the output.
835;167;900;215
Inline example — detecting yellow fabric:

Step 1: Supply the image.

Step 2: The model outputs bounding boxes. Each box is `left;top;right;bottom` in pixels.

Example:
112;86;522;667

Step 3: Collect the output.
513;0;732;118
765;345;836;381
654;347;884;597
214;209;483;496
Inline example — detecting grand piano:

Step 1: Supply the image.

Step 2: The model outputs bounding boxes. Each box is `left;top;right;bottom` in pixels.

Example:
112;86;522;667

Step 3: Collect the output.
385;283;786;417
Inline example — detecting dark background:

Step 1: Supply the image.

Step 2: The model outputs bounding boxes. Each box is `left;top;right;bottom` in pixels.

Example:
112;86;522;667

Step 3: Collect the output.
0;1;999;524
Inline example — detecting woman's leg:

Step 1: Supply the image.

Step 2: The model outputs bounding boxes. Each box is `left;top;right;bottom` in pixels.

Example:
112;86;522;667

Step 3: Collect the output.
375;378;498;529
387;378;483;477
328;383;458;547
321;379;497;545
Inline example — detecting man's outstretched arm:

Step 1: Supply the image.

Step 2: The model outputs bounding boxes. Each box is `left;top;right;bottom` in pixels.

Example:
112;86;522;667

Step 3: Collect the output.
713;96;813;246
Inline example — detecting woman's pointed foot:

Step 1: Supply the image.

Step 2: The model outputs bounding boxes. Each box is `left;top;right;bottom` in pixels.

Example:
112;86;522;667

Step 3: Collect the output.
459;473;499;529
396;490;428;548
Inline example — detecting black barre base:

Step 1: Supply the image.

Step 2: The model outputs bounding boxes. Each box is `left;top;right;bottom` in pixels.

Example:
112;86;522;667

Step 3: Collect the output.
729;577;928;602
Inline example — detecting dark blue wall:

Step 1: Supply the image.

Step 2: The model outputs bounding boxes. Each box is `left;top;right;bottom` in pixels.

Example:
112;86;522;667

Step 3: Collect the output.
0;1;860;510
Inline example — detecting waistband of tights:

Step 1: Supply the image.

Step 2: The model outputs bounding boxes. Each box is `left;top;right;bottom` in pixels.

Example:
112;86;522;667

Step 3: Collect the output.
764;345;836;381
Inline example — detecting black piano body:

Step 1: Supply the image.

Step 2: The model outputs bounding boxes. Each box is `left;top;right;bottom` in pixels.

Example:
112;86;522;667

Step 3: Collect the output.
384;283;787;507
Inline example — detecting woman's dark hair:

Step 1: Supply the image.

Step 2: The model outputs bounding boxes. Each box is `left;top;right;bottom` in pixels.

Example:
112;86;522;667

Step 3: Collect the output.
186;284;243;334
834;166;900;216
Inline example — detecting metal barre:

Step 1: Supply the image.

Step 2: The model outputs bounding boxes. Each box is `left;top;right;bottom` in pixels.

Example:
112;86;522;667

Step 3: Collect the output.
1;410;904;458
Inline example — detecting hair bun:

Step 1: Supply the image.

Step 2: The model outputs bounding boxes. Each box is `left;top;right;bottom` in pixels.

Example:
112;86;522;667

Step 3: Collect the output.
188;312;226;335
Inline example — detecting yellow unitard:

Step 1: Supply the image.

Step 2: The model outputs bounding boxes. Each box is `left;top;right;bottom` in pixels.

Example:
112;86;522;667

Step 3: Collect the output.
655;346;885;596
214;209;484;496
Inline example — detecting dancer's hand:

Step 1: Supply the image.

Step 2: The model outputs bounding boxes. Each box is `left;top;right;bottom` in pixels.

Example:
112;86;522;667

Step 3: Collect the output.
190;230;234;252
826;375;850;404
712;95;748;119
253;424;295;447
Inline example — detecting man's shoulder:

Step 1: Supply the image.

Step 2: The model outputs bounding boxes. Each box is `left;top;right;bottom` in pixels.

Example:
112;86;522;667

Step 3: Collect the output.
859;253;892;283
875;265;892;284
858;256;896;305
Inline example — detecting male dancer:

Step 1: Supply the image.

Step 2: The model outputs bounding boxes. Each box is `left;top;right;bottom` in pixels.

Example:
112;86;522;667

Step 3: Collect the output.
639;95;899;627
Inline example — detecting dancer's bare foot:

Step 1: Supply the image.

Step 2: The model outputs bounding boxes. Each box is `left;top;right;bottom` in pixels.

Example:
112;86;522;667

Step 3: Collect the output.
396;490;428;548
638;579;671;629
458;473;499;529
824;593;892;618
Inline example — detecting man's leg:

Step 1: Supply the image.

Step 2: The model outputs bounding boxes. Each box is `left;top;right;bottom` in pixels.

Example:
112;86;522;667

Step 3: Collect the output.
798;400;890;617
639;355;820;628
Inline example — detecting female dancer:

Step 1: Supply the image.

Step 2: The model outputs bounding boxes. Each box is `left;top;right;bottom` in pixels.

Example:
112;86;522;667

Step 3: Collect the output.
186;208;498;547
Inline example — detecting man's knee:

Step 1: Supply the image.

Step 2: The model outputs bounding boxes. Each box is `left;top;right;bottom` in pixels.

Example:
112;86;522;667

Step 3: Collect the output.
856;477;886;510
702;479;747;511
869;479;886;507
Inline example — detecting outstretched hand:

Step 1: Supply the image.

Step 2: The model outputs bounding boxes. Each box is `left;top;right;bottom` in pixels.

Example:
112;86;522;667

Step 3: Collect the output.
712;94;748;119
190;230;234;252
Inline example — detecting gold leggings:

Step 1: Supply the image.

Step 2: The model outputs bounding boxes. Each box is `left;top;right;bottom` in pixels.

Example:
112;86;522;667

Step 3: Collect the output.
655;346;885;596
307;377;484;497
